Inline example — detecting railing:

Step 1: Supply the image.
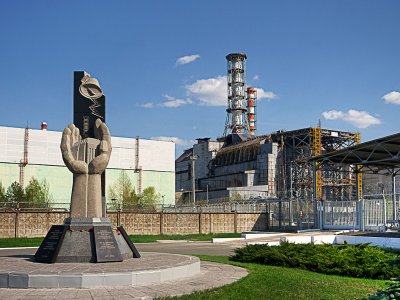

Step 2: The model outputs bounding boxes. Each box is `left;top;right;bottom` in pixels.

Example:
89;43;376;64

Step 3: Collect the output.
0;201;70;212
320;193;400;231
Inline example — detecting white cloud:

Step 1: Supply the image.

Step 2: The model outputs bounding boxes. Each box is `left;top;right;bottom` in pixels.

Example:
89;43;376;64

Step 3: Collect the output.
186;75;228;106
382;91;400;105
161;94;192;107
323;110;344;120
176;54;200;65
322;109;381;128
150;136;195;147
185;75;277;106
141;102;154;108
255;88;277;100
253;75;259;80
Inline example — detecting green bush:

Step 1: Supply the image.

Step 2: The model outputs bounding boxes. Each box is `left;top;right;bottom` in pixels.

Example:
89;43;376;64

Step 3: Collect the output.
231;242;400;279
363;278;400;299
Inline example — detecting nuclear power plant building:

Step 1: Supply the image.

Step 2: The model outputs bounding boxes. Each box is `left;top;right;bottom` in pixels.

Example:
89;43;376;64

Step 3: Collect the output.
176;53;361;206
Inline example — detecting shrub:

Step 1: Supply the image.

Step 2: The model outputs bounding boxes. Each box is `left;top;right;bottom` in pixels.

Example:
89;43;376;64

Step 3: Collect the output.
231;242;400;279
363;278;400;299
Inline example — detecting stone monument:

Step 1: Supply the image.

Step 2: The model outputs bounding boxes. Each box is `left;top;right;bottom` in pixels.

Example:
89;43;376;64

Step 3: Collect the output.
34;72;140;263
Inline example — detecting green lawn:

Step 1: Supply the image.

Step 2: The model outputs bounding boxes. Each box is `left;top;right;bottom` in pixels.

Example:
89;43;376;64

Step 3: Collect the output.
0;237;44;248
162;255;387;300
0;233;241;248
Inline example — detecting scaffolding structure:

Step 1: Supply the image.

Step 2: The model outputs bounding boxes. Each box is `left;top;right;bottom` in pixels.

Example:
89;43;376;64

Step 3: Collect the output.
135;136;142;195
224;53;249;136
271;127;361;221
19;127;29;188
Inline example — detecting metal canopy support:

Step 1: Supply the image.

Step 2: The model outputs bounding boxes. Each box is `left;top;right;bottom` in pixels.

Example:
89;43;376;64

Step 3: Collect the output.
392;171;397;221
355;166;362;200
310;132;400;175
313;162;318;226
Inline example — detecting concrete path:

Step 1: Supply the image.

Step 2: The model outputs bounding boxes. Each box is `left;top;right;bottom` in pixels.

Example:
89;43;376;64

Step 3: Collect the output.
0;261;247;299
0;241;250;299
0;231;338;258
0;231;338;299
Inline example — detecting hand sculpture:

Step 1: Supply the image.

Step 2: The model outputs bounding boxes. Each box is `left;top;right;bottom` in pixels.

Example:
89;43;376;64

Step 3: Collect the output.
61;119;112;218
61;119;111;174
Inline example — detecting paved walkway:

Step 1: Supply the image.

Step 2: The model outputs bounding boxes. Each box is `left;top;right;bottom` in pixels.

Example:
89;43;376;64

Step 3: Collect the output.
0;261;247;299
0;231;337;299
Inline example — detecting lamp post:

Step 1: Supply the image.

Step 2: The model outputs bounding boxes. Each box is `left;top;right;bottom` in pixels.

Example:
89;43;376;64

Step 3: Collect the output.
190;155;198;207
111;198;121;226
206;184;209;205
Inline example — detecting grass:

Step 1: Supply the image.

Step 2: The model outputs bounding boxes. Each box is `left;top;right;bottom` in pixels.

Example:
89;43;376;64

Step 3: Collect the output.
161;255;387;300
0;237;44;248
0;233;241;248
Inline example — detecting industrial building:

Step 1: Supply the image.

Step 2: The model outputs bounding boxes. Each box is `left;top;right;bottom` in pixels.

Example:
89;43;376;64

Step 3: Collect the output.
176;53;361;215
0;124;175;208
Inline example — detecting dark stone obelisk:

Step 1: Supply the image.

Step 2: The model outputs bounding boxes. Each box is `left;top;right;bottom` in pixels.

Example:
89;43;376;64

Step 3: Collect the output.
73;71;106;139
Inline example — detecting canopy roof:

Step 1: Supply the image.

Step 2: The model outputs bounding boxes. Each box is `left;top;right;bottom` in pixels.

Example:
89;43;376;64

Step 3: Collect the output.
309;132;400;175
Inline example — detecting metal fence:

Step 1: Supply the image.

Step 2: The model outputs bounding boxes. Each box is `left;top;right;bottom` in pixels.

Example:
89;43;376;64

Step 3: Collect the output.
162;199;314;230
320;193;400;231
5;195;400;232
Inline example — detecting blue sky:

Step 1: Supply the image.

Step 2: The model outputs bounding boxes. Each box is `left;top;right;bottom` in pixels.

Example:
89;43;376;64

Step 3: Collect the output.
1;1;400;155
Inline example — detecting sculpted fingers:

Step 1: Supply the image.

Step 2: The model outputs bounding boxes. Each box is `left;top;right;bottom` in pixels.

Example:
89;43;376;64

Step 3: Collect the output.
60;128;71;152
89;153;108;174
61;125;88;174
68;124;76;146
70;160;89;174
73;127;80;146
100;123;111;145
94;119;102;140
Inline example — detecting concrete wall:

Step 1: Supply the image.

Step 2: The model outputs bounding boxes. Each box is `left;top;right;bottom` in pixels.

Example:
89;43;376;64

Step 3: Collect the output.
0;126;175;172
0;211;267;237
0;164;175;206
0;126;175;206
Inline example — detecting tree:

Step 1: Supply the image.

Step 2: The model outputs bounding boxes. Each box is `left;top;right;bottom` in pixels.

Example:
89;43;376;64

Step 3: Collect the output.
0;182;6;207
5;181;25;208
108;171;138;210
139;186;161;210
25;177;51;208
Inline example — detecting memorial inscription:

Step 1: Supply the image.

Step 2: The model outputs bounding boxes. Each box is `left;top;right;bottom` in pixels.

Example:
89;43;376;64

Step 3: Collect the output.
93;226;123;263
34;225;68;263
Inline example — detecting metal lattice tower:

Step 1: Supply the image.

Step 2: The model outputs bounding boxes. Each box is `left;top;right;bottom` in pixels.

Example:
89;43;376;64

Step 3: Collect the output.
19;127;29;188
135;136;143;195
247;87;257;136
224;53;249;136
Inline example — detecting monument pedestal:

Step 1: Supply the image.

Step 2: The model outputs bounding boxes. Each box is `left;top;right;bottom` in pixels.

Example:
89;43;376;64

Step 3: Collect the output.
35;218;140;263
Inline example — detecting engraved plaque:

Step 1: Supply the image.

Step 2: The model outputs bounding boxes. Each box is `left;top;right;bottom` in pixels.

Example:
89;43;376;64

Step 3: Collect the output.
34;225;68;263
93;226;123;263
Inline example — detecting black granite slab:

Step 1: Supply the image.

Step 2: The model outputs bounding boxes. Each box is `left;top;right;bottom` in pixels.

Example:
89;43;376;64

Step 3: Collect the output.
34;225;68;263
93;226;123;263
118;226;141;258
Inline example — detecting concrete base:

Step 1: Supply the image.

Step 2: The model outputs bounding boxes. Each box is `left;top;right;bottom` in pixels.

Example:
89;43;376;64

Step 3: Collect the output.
0;252;200;289
34;218;138;263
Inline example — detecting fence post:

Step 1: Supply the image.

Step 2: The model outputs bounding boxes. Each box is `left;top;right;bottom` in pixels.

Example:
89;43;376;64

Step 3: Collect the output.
318;200;324;230
278;200;282;229
234;211;238;233
199;211;202;234
160;212;164;235
209;213;213;234
15;202;20;238
359;198;365;231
